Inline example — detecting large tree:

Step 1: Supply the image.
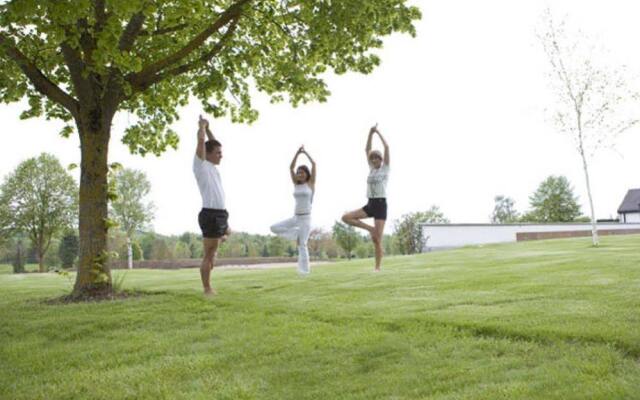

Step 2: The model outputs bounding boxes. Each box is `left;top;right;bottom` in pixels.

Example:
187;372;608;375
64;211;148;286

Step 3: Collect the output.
0;1;421;296
109;167;154;269
538;9;639;245
0;153;78;272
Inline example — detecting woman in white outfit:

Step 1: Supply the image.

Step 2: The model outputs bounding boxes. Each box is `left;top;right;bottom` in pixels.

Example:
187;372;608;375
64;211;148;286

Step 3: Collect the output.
270;146;316;275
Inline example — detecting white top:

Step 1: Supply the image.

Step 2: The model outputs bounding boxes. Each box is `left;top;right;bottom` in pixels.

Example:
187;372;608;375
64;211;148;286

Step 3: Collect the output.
367;164;389;199
193;155;226;209
294;184;313;215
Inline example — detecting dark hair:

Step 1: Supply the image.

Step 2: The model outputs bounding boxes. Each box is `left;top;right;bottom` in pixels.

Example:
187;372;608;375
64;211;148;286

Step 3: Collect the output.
296;165;311;182
205;139;222;154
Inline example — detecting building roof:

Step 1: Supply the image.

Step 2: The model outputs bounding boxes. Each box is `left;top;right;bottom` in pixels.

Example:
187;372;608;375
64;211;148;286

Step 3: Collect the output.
618;189;640;213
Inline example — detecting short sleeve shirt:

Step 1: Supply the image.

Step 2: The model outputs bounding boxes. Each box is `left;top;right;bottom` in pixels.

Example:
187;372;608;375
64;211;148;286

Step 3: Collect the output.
193;155;225;209
367;164;389;199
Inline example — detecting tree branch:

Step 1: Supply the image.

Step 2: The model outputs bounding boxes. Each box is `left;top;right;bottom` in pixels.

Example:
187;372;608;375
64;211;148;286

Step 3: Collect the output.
128;0;251;92
77;18;97;63
60;41;94;105
139;23;189;37
94;0;108;34
134;16;240;92
119;12;146;52
0;34;79;117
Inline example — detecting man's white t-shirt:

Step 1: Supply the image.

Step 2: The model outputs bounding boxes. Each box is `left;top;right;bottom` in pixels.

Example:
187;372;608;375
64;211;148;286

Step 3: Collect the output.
193;155;226;209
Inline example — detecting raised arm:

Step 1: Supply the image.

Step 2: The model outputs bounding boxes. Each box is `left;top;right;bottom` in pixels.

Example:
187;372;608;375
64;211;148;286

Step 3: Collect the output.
376;129;390;167
195;115;207;160
290;146;303;184
365;124;377;163
301;147;317;187
205;120;216;142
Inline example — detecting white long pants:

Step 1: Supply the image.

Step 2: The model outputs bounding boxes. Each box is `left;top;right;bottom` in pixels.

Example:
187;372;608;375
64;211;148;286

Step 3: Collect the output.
270;214;311;275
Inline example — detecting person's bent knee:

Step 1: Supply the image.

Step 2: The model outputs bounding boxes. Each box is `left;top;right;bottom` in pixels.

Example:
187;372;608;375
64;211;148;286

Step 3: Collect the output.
341;214;350;224
203;246;218;259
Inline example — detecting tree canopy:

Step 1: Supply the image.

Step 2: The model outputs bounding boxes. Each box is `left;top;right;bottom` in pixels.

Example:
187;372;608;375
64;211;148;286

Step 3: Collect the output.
109;167;154;237
491;195;518;224
526;175;582;223
0;0;421;154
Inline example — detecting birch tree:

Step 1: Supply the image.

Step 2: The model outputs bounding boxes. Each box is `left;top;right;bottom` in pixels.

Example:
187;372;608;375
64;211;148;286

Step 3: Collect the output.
538;9;640;245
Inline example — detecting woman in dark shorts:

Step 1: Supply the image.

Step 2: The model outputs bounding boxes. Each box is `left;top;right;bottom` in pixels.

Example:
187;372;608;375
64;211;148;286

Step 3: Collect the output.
342;124;390;271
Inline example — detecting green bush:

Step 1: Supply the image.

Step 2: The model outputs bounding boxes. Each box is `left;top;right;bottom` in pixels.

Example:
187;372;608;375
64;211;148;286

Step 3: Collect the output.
131;241;143;261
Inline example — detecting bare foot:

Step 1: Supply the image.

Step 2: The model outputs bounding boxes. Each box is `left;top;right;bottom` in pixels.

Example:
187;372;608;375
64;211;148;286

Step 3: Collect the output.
373;267;381;272
204;288;217;296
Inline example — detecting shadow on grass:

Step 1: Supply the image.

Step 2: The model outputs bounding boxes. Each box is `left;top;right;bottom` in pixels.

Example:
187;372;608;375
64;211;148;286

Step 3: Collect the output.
42;289;169;305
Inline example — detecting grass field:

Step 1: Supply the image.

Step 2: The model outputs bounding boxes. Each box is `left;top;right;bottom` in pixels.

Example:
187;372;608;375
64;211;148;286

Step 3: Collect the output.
1;235;639;399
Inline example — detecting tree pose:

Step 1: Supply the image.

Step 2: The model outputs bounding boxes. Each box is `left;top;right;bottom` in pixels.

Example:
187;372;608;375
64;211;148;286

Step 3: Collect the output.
271;146;317;275
342;124;390;271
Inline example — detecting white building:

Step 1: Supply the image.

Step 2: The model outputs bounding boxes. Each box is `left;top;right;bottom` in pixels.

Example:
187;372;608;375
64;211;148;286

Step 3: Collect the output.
421;222;640;251
618;189;640;223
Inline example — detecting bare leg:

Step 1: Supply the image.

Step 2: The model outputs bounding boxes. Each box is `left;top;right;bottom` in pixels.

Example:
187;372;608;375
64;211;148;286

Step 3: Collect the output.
342;209;374;234
372;219;385;271
201;238;220;295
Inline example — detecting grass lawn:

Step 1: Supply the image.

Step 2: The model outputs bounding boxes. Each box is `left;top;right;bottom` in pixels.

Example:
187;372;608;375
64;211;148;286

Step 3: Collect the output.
1;235;639;399
1;263;43;273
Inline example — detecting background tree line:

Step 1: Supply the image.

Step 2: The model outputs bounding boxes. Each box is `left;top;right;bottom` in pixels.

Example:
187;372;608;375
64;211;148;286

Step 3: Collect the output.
1;155;608;273
491;175;592;224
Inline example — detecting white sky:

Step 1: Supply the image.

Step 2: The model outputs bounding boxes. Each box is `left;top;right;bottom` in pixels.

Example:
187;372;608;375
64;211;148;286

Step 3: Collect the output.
1;0;640;236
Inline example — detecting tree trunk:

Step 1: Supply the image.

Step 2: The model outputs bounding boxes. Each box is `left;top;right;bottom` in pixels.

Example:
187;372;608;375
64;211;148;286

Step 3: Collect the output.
127;237;133;270
38;247;45;273
580;152;599;246
73;109;114;296
15;240;24;273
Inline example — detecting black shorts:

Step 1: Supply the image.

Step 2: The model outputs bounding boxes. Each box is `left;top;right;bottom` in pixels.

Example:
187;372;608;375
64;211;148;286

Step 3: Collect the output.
198;208;229;239
362;198;387;220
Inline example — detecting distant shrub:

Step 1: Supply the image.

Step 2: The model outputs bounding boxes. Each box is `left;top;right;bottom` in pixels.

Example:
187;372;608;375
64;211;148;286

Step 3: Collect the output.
58;232;79;268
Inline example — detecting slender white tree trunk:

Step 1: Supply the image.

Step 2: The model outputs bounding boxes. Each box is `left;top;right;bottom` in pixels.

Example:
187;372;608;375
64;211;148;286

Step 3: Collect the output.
580;150;599;246
576;110;599;247
127;237;133;270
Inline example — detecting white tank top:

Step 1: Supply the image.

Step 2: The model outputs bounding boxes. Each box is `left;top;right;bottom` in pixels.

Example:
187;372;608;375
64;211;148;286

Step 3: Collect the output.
294;184;313;215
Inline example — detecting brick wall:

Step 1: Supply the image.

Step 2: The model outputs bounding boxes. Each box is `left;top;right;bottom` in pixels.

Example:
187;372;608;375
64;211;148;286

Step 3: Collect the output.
516;229;640;241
